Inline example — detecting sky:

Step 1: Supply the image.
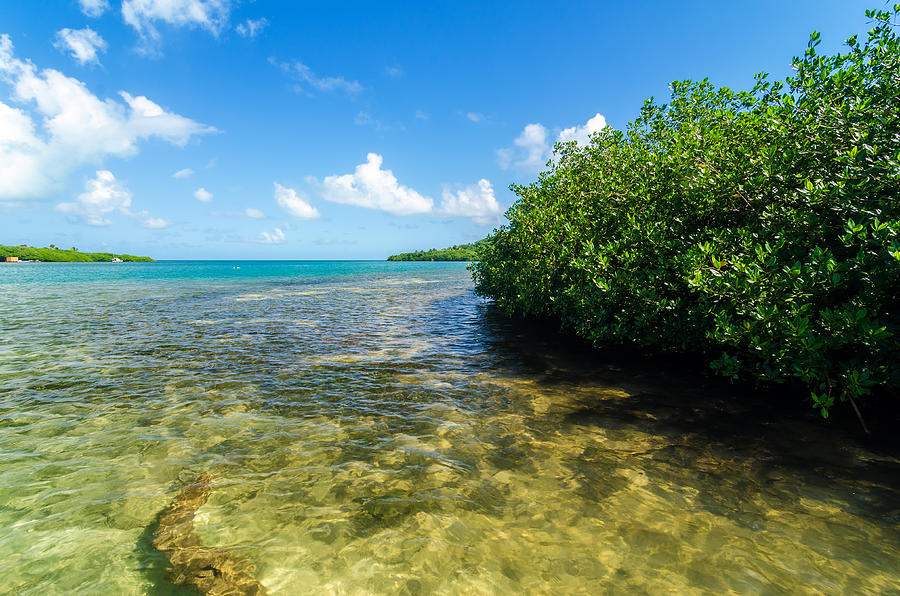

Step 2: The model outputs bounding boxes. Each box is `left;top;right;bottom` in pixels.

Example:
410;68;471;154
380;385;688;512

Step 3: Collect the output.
0;0;878;259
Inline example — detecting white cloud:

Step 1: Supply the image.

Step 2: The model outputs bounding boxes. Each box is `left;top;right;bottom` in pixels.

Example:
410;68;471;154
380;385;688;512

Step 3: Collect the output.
558;112;607;147
439;179;501;225
319;153;433;216
312;153;498;222
257;227;285;244
498;113;607;172
54;28;107;66
270;58;362;95
57;170;131;226
0;101;45;198
414;110;428;121
119;92;213;144
385;65;403;78
0;34;215;200
497;123;549;171
123;0;232;42
79;0;110;18
172;167;194;178
55;170;169;228
136;210;171;228
274;182;319;219
193;187;212;202
466;112;484;123
236;17;268;38
0;101;39;147
210;207;266;218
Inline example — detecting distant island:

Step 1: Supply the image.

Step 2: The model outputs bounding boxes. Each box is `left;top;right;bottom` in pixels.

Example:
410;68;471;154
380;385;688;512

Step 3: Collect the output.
0;244;153;262
387;239;488;261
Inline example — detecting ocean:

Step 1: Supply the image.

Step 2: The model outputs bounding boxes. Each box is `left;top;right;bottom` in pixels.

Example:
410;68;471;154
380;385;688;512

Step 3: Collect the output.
1;261;898;594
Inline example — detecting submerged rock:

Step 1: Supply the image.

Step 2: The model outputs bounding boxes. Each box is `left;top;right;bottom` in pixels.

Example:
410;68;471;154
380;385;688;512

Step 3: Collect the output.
152;473;266;595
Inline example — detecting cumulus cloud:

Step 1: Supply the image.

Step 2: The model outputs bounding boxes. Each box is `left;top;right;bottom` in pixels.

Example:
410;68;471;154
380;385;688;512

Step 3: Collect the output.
236;17;268;38
439;179;501;225
257;227;285;244
274;182;319;219
466;112;484;123
558;112;607;147
56;170;131;226
270;58;362;95
0;101;45;199
54;28;107;66
172;167;194;178
79;0;110;18
123;0;232;42
193;187;212;202
498;113;607;172
311;153;498;222
56;169;170;228
497;123;549;172
120;91;214;143
319;153;433;216
244;207;264;218
0;34;215;200
136;210;171;228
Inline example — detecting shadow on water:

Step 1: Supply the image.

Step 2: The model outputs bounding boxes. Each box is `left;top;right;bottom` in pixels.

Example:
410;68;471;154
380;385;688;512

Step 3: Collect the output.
436;293;900;530
127;282;898;592
136;475;265;595
9;264;899;593
135;508;195;596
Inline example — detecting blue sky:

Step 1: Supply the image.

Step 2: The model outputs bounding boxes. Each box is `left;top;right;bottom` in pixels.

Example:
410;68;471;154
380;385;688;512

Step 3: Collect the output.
0;0;876;259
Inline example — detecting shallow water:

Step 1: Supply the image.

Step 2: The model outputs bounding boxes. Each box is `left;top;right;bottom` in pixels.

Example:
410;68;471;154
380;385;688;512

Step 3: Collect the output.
1;261;898;595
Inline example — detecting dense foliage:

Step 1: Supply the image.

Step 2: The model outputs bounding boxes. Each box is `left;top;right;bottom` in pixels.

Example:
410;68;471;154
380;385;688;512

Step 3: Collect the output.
0;244;153;262
473;9;900;417
388;240;489;261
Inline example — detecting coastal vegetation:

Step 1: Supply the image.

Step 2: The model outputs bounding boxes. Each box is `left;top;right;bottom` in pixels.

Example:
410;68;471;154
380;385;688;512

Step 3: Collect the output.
388;239;489;261
0;244;153;262
472;8;900;418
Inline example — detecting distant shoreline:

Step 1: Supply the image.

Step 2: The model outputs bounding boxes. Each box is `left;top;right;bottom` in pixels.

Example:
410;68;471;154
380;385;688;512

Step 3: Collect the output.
387;240;486;261
1;244;153;263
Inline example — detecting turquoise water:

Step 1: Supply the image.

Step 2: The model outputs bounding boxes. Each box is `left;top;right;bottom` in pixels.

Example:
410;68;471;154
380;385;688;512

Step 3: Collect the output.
1;261;899;594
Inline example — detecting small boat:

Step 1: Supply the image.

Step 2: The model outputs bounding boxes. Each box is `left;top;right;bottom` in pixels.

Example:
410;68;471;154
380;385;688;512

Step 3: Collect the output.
111;257;123;263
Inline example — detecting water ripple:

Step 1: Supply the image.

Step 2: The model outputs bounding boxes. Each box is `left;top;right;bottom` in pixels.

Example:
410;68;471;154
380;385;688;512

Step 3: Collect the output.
0;262;898;594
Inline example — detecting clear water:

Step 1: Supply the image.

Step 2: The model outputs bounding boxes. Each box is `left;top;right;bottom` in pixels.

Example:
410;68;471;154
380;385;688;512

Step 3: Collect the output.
1;261;898;595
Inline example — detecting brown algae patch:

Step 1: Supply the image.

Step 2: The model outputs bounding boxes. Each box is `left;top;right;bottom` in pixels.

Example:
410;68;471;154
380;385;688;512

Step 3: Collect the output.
5;263;900;594
152;474;266;595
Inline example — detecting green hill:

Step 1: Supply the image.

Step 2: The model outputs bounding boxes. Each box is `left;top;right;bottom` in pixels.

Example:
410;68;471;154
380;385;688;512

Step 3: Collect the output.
0;244;153;262
387;239;489;261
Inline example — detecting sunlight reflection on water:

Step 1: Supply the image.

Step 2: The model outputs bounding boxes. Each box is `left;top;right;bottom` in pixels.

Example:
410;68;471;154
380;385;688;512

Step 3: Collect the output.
0;262;898;595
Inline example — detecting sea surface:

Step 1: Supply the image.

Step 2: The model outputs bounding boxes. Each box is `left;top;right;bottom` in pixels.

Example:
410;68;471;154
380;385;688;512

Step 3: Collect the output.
1;260;898;595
